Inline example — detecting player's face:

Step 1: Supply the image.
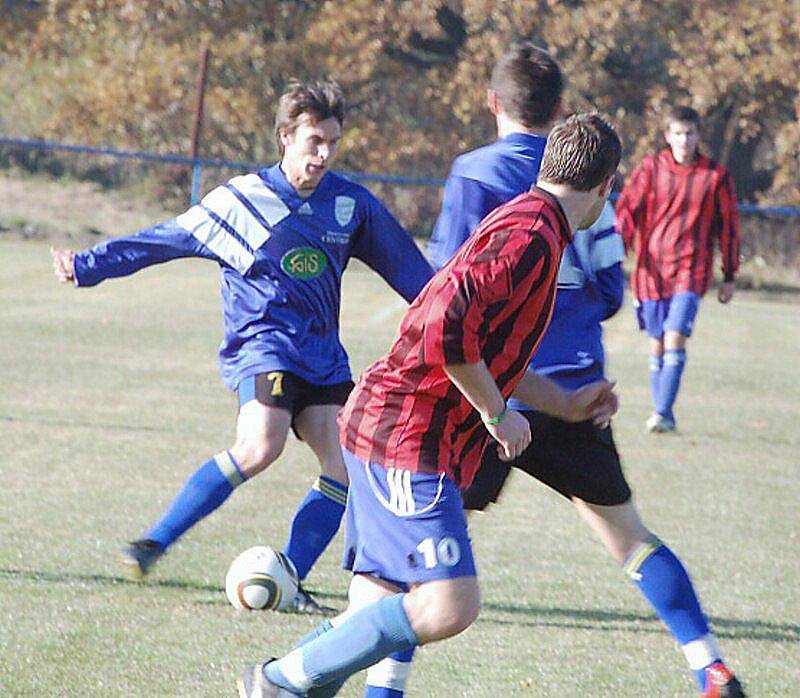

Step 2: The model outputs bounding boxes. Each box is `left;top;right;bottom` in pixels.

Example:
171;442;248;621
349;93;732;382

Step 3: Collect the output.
281;115;342;191
664;120;700;165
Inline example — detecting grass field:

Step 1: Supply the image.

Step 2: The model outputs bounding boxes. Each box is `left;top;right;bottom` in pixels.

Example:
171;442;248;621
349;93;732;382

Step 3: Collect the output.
1;239;798;696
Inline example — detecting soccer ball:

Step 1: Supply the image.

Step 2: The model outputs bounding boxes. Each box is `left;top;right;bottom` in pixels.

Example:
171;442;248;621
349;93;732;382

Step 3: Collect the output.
225;545;299;611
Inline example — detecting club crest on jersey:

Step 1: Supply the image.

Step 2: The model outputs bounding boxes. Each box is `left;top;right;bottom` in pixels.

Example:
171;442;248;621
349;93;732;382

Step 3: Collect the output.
281;247;328;280
334;196;356;227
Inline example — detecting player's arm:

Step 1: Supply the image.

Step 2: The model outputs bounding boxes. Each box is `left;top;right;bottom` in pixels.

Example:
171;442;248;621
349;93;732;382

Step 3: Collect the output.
351;197;434;303
50;219;218;287
444;361;531;462
715;171;739;304
615;162;651;253
511;371;618;428
427;175;503;269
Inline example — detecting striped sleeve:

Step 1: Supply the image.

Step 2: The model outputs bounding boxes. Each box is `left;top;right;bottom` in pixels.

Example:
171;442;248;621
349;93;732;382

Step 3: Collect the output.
616;161;652;252
714;170;740;280
175;173;289;275
423;259;513;365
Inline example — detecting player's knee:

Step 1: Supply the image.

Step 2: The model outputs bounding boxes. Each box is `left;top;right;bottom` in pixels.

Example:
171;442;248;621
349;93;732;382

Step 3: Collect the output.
229;436;283;476
407;582;481;642
429;594;480;639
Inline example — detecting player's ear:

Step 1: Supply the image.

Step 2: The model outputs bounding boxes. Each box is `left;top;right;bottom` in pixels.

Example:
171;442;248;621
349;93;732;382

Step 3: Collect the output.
487;89;500;116
596;174;614;199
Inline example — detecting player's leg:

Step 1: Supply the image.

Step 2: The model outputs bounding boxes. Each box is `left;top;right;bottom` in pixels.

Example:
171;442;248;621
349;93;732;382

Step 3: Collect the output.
573;499;743;695
279;383;352;612
120;374;292;580
240;449;479;696
255;575;478;697
655;291;701;429
648;335;665;423
637;297;673;431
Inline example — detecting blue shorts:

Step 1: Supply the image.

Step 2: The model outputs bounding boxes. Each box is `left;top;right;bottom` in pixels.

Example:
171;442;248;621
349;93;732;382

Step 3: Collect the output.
635;292;701;339
341;448;477;587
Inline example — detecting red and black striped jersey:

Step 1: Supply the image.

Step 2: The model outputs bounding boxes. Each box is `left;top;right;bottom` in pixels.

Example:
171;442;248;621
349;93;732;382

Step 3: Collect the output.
339;187;571;488
616;150;739;301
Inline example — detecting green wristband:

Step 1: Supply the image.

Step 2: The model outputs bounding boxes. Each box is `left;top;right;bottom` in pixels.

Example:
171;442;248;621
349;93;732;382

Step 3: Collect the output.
484;404;508;426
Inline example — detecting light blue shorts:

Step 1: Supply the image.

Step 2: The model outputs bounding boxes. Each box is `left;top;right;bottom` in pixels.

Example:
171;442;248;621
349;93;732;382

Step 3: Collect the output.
636;292;701;339
341;448;477;588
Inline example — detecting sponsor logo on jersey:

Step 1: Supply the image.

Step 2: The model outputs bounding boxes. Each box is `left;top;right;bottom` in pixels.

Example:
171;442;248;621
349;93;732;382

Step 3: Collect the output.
281;247;328;280
322;230;351;245
334;196;356;227
298;202;313;215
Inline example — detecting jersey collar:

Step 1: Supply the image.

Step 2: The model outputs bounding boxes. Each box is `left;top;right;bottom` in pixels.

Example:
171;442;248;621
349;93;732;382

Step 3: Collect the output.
259;162;333;209
528;185;572;243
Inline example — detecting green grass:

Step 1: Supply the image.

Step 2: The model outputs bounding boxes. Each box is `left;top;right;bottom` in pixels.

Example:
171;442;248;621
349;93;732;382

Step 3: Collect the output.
1;239;798;696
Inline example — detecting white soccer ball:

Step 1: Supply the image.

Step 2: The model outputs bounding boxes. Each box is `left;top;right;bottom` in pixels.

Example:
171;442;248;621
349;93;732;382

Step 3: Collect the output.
225;545;299;611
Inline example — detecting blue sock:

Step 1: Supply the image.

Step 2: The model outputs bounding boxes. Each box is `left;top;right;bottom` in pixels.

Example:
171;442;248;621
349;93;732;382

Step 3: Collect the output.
648;353;663;412
144;452;245;550
625;536;721;690
364;648;415;697
283;476;347;581
266;594;418;694
656;349;686;421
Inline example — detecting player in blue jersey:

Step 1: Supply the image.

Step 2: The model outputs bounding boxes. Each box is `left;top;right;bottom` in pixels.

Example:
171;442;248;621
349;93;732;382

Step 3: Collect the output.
428;44;744;697
51;80;434;612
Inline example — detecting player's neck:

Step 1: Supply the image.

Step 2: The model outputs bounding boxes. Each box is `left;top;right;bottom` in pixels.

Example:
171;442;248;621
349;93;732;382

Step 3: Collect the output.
496;114;550;139
535;181;597;233
280;161;318;197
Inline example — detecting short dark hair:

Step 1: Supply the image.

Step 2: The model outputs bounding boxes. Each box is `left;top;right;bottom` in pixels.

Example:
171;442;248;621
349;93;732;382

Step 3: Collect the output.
274;79;345;156
490;43;563;128
663;105;701;130
538;113;621;191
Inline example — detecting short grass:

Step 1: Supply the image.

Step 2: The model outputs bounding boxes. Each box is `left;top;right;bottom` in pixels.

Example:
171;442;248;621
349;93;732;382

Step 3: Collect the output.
1;240;798;696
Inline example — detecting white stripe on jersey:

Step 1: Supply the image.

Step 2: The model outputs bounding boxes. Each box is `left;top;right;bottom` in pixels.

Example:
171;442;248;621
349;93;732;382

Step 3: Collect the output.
175;206;255;275
200;185;271;252
229;173;292;227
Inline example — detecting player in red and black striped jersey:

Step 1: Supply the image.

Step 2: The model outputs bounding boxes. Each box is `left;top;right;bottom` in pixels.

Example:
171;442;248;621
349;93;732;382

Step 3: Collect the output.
616;105;740;432
340;185;571;489
239;114;622;697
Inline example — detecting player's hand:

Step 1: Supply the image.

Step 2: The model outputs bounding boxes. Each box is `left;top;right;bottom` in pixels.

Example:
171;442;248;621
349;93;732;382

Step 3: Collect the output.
717;281;735;304
485;409;531;462
51;246;76;283
563;380;619;428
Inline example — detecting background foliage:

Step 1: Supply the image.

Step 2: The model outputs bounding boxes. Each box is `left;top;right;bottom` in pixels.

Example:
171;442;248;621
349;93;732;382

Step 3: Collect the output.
2;0;798;199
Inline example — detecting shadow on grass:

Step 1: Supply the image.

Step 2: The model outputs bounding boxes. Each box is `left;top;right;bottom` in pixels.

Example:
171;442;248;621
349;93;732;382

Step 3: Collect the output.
3;567;795;643
0;566;220;593
1;413;169;433
479;599;800;643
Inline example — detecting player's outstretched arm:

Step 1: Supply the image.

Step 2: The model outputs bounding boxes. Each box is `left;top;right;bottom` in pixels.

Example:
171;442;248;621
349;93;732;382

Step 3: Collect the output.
444;361;531;462
51;246;76;284
512;372;618;427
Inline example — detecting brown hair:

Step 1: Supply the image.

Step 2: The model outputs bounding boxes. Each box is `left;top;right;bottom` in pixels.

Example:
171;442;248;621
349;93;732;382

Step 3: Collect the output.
538;113;621;191
663;105;702;131
490;43;563;128
274;79;345;156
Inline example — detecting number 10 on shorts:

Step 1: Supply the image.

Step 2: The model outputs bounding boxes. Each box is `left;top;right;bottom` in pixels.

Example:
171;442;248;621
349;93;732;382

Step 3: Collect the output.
416;536;462;569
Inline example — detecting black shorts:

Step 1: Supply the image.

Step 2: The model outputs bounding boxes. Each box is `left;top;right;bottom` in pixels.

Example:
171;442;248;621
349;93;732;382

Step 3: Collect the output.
462;411;632;510
237;371;354;418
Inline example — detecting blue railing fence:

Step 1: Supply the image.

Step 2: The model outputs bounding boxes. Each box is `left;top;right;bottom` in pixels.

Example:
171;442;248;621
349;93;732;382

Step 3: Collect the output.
2;135;799;217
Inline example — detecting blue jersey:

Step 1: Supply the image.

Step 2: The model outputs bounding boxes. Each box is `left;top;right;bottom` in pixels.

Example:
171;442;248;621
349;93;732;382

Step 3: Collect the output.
427;132;547;269
428;132;624;394
74;164;433;390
